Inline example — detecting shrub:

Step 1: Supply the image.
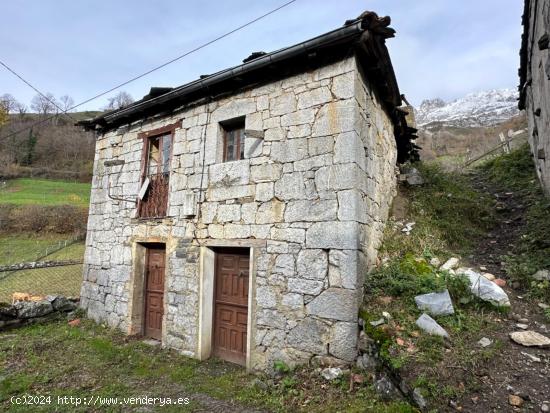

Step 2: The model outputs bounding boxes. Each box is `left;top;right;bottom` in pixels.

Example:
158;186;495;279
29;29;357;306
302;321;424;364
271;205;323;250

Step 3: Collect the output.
2;205;87;235
480;144;550;302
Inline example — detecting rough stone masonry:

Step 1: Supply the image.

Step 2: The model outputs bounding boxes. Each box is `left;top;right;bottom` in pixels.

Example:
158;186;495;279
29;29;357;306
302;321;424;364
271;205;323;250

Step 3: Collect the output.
79;12;415;371
519;0;550;196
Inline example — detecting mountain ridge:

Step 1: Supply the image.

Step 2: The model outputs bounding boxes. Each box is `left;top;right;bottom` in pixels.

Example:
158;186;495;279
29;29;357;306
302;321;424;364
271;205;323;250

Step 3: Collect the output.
415;88;520;128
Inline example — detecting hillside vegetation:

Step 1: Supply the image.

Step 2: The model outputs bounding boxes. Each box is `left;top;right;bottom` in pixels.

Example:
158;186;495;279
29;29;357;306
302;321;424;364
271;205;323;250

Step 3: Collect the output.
480;144;550;302
361;144;549;410
0;112;97;181
416;114;527;165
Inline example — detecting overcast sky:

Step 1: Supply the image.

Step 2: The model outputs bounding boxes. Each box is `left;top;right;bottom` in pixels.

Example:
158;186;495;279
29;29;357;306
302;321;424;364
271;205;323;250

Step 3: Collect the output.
1;0;524;111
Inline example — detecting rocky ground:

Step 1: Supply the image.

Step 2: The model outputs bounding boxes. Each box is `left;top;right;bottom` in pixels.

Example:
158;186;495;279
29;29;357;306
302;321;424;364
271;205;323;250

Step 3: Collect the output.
457;175;550;412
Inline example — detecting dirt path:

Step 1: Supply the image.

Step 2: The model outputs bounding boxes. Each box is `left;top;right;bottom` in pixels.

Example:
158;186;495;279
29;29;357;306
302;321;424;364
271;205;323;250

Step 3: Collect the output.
458;174;550;412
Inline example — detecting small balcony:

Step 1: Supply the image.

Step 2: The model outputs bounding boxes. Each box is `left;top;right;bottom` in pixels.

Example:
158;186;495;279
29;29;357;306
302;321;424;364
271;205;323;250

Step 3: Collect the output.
138;173;169;219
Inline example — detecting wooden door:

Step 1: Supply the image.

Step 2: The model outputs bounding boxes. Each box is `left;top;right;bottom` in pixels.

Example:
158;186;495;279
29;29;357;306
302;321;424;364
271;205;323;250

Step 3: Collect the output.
144;246;165;340
213;250;249;365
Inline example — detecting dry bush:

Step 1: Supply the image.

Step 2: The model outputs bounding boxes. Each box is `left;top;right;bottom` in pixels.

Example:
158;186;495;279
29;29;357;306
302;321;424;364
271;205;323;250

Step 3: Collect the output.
2;205;87;235
0;204;15;232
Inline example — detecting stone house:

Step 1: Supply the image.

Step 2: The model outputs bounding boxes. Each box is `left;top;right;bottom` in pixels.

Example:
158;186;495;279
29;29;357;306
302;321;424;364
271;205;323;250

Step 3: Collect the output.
79;11;415;371
519;0;550;195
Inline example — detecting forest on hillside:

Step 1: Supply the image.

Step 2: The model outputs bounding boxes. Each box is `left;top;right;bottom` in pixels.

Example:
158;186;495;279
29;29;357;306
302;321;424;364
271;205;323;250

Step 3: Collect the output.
0;92;133;182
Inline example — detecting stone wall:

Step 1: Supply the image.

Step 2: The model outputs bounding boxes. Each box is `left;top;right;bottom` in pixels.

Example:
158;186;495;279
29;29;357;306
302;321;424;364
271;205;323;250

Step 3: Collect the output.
80;55;398;370
0;296;78;330
523;0;550;195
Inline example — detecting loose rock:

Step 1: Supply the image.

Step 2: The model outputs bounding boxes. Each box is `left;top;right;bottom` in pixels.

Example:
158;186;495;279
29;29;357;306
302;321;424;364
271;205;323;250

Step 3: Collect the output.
416;313;449;338
510;331;550;348
494;278;506;287
356;353;378;372
321;367;342;381
401;222;415;235
370;318;385;327
532;269;550;281
481;272;496;281
429;257;441;267
456;268;510;307
516;323;529;330
414;290;455;316
520;351;541;362
405;168;424;186
440;258;460;271
509;394;524;407
412;388;427;410
478;337;493;347
374;376;401;400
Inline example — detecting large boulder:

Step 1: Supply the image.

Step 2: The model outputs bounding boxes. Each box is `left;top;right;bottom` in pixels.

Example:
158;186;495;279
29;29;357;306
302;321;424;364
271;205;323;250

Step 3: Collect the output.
15;300;53;319
414;290;454;316
456;268;510;307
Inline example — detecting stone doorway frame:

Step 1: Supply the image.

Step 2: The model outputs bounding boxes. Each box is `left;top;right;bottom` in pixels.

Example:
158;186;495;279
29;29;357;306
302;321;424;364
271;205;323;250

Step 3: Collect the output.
197;239;263;371
128;239;169;339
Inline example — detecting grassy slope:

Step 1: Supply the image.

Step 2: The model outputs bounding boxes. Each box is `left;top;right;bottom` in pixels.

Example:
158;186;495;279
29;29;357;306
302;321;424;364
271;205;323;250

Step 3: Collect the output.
362;163;502;406
0;235;71;264
479;144;550;302
0;178;90;207
0;320;415;413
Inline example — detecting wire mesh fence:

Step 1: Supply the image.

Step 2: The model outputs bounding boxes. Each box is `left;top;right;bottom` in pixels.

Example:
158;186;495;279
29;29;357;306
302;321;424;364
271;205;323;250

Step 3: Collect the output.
0;233;83;266
0;264;83;303
0;235;85;303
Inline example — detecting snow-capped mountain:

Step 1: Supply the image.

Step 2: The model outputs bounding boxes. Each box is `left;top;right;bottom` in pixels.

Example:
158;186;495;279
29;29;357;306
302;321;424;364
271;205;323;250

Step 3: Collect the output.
415;89;520;128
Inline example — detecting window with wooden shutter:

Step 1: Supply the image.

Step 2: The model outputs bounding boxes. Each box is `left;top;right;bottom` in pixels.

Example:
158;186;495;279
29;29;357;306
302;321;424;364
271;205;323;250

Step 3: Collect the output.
137;121;180;218
222;119;245;162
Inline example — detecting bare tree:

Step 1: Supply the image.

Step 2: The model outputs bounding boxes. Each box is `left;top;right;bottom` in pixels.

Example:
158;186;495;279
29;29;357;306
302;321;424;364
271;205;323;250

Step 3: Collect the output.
59;95;75;113
30;92;58;115
0;94;19;113
104;91;134;110
14;101;27;118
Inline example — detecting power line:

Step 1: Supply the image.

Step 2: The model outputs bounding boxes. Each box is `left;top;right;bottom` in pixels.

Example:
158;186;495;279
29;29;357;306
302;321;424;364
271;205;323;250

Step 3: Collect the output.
0;0;298;140
0;60;78;123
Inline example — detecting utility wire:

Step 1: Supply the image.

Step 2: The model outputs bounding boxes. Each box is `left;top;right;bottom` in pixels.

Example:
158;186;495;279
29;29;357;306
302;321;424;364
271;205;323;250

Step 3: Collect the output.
0;0;297;140
0;60;78;123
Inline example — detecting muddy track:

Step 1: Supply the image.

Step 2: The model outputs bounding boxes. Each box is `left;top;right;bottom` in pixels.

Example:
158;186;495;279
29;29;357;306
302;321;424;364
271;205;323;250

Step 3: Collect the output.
457;173;550;412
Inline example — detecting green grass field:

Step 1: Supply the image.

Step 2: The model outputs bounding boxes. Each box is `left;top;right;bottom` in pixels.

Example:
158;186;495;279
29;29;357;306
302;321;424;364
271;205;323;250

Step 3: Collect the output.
0;321;415;412
0;178;91;207
0;235;74;265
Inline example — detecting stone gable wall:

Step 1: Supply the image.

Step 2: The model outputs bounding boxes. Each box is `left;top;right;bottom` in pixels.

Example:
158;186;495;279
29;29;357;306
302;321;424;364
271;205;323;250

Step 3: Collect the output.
523;0;550;195
80;55;397;370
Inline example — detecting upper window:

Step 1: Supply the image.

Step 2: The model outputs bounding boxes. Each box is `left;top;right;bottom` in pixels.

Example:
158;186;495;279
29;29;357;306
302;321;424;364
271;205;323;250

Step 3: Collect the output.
146;133;172;177
137;121;180;219
222;119;245;162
